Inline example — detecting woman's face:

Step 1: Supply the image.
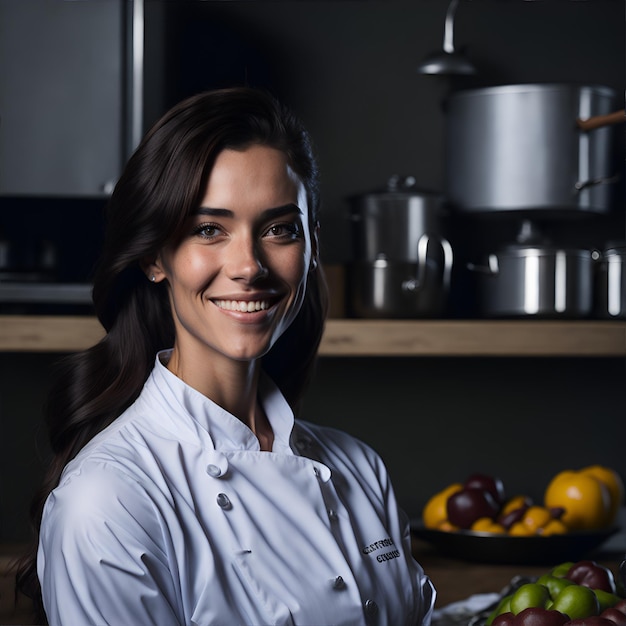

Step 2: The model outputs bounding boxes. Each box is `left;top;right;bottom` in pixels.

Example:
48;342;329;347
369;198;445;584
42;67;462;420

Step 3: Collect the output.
150;144;316;367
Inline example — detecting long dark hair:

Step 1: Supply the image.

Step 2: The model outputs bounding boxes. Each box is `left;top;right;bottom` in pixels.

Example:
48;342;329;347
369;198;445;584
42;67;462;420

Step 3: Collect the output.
15;87;328;620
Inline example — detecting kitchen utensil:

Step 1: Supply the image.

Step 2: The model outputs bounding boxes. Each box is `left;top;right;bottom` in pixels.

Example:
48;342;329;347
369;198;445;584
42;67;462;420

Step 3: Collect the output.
595;242;626;319
467;223;597;318
416;0;476;76
349;248;451;319
445;84;619;214
348;176;453;318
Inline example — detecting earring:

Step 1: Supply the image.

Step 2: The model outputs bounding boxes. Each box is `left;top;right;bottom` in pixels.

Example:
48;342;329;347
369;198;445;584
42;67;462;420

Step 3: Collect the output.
150;275;156;282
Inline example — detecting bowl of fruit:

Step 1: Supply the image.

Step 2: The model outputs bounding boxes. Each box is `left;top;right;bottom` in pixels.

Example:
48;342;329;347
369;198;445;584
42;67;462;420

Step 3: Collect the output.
411;466;623;565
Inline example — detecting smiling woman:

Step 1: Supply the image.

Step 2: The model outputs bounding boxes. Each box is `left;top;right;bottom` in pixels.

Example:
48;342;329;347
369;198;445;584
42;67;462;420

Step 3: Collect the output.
148;145;315;397
14;87;435;626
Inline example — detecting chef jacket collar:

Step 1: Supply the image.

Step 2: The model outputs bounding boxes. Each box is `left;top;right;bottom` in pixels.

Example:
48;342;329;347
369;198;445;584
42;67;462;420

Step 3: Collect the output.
151;350;296;455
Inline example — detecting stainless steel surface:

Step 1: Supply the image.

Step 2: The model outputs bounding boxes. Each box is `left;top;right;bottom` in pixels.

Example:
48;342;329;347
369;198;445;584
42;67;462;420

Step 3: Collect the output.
596;243;626;319
0;1;126;196
348;178;453;317
468;246;595;318
445;84;618;214
349;258;451;319
131;0;144;153
417;0;476;76
349;178;447;262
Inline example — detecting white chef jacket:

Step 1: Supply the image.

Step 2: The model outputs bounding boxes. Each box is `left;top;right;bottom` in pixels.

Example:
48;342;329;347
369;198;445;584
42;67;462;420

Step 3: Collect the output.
38;350;435;626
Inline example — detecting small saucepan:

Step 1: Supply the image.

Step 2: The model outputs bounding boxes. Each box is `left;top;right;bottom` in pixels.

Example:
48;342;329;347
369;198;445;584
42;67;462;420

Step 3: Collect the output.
467;243;597;319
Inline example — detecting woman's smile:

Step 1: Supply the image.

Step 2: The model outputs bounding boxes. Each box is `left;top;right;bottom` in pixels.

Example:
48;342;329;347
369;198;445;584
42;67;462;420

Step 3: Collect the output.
213;298;272;313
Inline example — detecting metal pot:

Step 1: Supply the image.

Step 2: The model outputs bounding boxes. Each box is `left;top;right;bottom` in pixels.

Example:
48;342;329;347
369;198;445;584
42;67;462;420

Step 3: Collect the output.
595;242;626;319
349;242;452;319
445;84;620;214
348;176;453;318
468;244;596;318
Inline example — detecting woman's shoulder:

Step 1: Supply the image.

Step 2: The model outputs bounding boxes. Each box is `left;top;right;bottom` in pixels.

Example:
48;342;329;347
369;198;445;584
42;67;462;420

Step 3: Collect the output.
294;419;388;476
53;397;172;511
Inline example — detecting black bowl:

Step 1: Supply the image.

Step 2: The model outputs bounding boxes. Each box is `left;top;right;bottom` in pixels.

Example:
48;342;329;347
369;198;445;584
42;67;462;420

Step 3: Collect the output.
411;521;619;565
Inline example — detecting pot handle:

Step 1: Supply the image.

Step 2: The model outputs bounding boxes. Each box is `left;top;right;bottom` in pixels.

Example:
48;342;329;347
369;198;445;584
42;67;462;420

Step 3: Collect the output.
467;253;499;276
402;234;454;292
576;109;625;132
575;172;620;191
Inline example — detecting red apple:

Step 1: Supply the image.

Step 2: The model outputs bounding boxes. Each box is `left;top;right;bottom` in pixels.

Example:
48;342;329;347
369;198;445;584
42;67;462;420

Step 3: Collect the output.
566;618;615;626
612;600;626;615
566;561;617;594
492;612;517;626
601;608;626;626
446;487;499;529
516;607;569;626
464;472;506;505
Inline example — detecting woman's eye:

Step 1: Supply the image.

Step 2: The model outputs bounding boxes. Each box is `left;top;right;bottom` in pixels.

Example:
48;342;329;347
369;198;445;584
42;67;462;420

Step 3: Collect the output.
265;222;302;239
193;223;222;239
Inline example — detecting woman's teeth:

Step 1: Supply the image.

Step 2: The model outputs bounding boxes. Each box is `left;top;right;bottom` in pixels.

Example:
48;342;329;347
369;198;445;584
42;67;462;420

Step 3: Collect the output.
215;300;270;312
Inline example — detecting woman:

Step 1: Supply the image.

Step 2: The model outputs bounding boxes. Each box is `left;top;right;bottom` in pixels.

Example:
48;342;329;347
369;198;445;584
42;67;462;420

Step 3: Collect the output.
17;87;435;625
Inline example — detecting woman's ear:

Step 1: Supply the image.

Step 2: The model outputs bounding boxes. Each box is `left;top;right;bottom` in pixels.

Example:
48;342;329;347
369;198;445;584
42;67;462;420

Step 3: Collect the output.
140;256;166;283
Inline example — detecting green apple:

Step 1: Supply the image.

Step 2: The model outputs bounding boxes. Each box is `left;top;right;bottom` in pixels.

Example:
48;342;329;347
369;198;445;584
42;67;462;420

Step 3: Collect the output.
552;562;576;578
551;584;600;620
510;583;551;614
594;588;622;612
537;574;574;600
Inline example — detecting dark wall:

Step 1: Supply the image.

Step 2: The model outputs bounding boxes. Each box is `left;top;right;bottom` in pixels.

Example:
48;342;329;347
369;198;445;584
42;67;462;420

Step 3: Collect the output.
300;356;626;519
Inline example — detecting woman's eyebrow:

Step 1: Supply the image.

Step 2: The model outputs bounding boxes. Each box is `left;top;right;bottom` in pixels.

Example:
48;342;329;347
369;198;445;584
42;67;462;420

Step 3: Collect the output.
195;203;302;219
195;207;233;218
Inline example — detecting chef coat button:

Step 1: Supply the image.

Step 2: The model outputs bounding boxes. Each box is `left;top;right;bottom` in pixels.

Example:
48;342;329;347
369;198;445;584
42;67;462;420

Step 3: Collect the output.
312;463;331;482
332;575;345;590
206;464;222;478
216;493;232;510
364;599;378;615
205;452;228;477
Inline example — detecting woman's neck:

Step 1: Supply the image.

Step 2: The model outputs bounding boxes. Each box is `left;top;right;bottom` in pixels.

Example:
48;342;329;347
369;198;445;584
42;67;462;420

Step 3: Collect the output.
165;347;274;451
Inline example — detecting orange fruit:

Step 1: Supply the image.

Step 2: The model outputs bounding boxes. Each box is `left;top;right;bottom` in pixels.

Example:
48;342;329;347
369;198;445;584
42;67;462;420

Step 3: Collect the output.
471;517;506;534
539;519;568;536
422;482;463;529
544;469;611;530
521;506;553;533
580;465;624;525
508;521;535;536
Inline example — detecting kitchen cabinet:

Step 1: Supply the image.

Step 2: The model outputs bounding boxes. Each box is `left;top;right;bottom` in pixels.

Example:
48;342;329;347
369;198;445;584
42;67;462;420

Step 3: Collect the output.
1;315;624;356
0;0;137;197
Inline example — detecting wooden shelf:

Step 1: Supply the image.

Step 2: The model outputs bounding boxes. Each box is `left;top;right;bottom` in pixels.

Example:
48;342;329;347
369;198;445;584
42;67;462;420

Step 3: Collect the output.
1;315;625;356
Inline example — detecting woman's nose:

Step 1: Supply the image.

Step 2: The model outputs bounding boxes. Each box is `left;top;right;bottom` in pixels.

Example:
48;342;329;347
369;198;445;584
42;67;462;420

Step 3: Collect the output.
227;237;268;282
